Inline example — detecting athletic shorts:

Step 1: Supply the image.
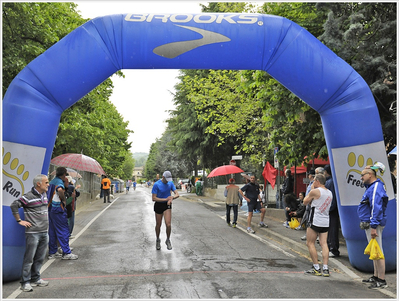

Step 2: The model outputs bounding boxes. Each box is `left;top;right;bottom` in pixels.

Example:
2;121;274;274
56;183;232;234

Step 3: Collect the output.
310;225;329;233
154;201;172;214
247;200;261;213
365;225;384;255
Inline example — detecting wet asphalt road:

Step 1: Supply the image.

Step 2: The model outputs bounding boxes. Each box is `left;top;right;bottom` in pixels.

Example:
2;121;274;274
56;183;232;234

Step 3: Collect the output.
3;186;390;299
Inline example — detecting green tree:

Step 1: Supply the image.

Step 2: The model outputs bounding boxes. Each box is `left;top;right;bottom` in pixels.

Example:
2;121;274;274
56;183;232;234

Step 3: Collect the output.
236;2;331;167
120;151;135;180
316;2;396;148
3;2;133;179
52;76;132;177
2;2;86;96
168;70;237;173
183;69;269;164
200;2;257;13
144;140;161;180
166;2;329;168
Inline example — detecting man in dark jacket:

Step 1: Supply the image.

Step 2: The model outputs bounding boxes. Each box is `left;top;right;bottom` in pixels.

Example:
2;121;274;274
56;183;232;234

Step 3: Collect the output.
10;174;50;292
324;165;340;257
65;175;80;239
282;169;294;226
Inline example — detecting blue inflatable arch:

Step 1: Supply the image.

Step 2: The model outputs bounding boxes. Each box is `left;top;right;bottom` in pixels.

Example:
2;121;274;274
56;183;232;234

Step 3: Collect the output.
3;13;396;281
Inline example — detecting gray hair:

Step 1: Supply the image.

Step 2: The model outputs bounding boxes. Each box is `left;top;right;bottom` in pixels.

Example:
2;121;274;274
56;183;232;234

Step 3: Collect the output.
33;174;46;187
315;174;326;185
315;167;324;175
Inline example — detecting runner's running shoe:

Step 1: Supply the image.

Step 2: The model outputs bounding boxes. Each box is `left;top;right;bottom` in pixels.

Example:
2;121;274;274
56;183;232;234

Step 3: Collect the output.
322;269;330;277
304;267;321;276
362;275;377;283
369;279;387;289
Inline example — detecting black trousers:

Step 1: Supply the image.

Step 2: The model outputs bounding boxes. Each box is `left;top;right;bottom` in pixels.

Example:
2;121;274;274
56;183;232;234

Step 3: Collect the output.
103;189;110;203
328;209;340;256
226;204;238;224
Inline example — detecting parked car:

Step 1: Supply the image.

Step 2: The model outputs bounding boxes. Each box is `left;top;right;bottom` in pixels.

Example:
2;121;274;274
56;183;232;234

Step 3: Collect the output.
176;179;192;191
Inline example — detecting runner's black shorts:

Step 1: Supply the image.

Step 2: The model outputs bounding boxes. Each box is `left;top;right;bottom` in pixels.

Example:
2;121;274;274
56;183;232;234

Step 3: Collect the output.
310;224;329;233
154;201;172;214
247;200;262;213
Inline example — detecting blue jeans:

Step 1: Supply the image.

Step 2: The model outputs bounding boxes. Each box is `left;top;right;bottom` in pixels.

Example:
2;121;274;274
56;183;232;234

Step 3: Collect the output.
226;204;238;224
21;232;49;284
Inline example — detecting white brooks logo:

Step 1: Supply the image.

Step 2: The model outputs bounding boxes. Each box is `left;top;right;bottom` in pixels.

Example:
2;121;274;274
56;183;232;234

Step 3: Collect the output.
153;25;231;59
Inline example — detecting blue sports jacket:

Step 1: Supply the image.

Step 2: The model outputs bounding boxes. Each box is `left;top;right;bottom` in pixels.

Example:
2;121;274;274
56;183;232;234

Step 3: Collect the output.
357;179;388;228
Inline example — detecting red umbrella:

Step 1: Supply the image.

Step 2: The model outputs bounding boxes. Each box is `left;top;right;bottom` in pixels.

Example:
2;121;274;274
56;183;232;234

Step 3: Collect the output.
207;165;244;178
50;153;105;175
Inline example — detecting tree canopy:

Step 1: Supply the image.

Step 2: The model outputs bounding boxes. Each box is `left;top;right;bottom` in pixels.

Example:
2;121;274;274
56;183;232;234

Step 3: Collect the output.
3;2;134;179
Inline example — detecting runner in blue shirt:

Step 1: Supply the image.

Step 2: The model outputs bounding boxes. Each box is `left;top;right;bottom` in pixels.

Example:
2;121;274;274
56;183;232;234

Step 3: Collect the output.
152;171;179;250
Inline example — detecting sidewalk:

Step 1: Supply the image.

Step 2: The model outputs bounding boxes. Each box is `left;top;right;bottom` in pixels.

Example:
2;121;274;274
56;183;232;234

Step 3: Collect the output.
181;193;397;298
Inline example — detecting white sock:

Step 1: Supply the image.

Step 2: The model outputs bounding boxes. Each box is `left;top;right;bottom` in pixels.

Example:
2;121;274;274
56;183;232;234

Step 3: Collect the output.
313;264;320;270
323;264;328;270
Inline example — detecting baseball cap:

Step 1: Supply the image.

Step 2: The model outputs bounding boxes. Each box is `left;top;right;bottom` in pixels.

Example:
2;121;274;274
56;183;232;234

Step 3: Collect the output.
162;171;173;182
308;169;315;175
370;162;385;175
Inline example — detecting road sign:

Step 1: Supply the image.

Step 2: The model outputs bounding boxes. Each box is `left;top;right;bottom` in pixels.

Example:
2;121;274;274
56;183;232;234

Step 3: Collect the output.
232;155;242;160
274;147;279;169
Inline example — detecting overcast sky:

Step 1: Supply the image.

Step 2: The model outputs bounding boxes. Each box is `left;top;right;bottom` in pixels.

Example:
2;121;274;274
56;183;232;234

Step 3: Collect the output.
76;1;205;153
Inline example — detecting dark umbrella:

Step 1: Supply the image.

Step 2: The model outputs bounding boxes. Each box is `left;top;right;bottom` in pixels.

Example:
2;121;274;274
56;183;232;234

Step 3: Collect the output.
50;153;105;175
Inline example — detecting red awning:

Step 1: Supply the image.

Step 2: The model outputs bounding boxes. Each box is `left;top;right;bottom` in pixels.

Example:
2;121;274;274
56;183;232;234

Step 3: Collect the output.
283;156;330;174
305;156;330;165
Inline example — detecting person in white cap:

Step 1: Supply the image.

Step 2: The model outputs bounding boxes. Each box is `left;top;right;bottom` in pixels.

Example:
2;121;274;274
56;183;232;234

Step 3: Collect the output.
151;171;179;250
358;162;389;289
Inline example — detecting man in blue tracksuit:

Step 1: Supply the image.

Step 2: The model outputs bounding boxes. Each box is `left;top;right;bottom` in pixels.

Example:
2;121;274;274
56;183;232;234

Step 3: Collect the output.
357;162;388;289
47;167;78;260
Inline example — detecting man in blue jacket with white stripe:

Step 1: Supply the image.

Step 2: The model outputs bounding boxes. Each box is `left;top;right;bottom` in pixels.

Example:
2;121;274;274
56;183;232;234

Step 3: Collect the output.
357;162;388;289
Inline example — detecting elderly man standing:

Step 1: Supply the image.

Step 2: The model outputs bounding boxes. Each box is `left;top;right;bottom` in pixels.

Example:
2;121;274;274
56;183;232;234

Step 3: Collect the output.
358;162;388;289
224;178;241;227
10;174;50;292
